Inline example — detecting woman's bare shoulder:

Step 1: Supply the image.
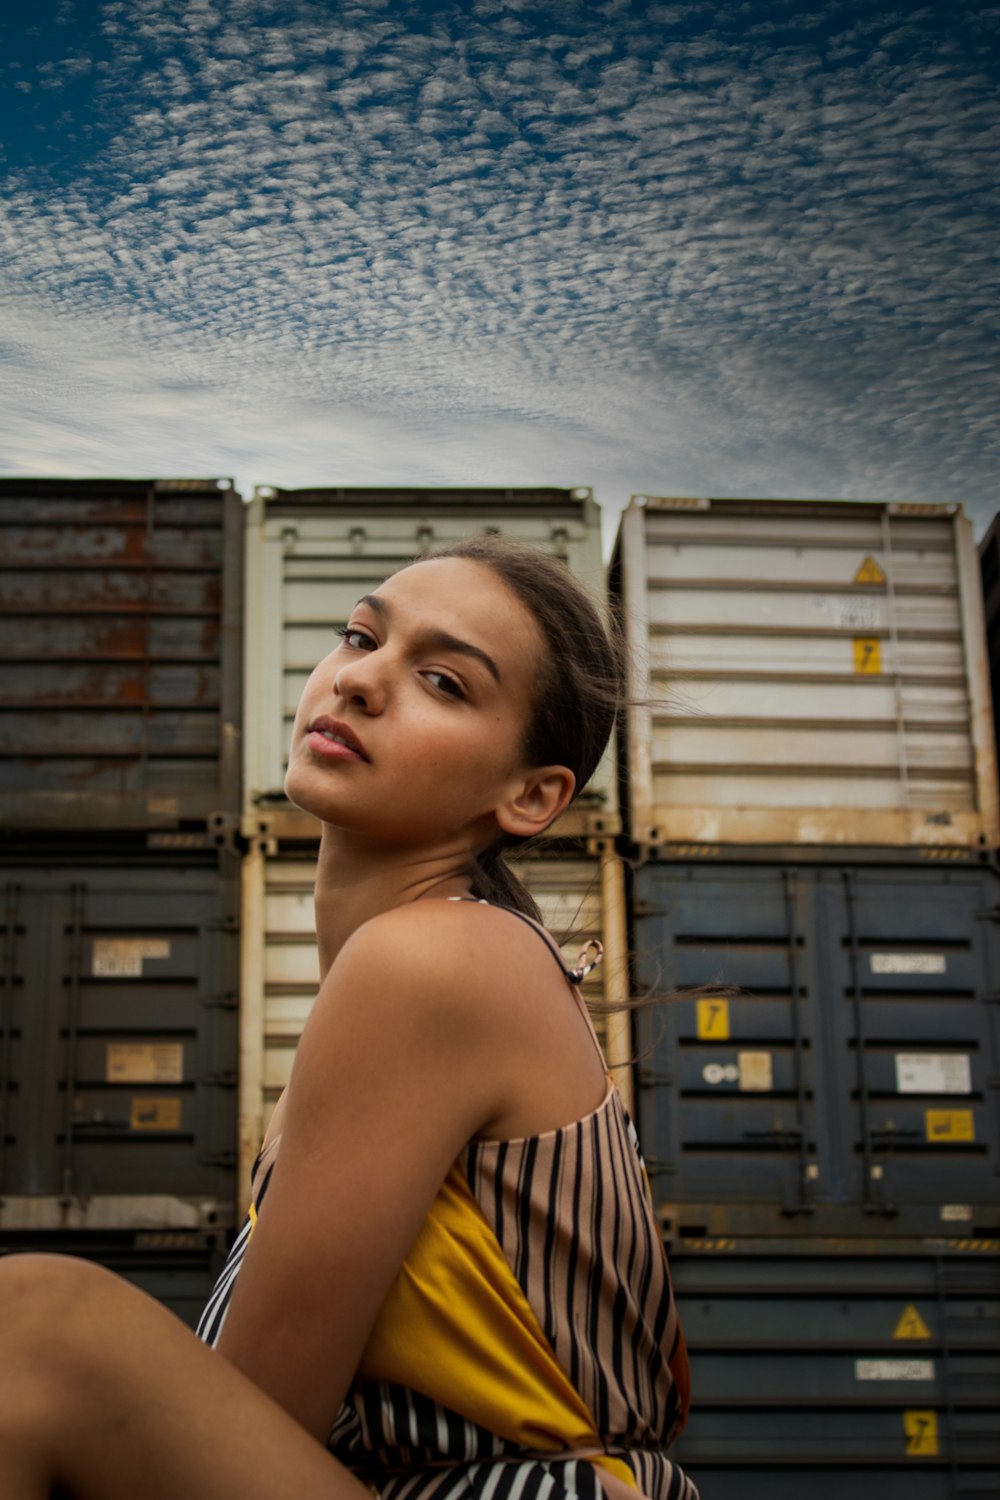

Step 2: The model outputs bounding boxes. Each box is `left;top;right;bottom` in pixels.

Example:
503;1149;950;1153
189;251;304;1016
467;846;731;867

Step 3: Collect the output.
339;898;562;999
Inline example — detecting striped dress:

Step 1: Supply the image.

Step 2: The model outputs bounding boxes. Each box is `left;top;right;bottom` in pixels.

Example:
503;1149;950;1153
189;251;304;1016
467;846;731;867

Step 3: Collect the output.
198;907;697;1500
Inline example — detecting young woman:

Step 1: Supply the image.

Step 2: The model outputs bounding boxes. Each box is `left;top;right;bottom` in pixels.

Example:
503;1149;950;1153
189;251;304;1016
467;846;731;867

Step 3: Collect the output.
0;536;695;1500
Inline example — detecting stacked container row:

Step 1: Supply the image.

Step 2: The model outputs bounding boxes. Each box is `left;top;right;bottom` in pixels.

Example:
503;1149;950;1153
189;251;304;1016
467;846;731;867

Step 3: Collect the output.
0;478;246;1310
5;480;999;1492
611;495;1000;1494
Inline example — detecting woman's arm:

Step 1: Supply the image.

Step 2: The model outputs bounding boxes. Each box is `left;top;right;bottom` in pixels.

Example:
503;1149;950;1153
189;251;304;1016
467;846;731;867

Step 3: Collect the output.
214;902;515;1441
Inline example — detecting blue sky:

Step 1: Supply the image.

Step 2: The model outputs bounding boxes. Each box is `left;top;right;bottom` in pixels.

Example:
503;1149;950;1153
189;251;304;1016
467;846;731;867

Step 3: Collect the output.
1;0;998;547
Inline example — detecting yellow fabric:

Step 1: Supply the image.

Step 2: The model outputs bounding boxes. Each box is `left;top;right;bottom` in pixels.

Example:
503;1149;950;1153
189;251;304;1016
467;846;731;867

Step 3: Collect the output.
357;1163;636;1489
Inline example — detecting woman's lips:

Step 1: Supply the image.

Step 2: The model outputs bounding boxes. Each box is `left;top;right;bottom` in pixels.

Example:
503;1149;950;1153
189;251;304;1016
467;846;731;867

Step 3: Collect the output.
307;717;369;762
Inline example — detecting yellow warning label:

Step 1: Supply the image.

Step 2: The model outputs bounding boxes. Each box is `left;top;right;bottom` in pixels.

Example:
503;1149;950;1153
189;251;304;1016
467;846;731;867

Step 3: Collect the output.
894;1304;932;1341
925;1109;975;1143
853;637;882;674
697;998;730;1041
130;1098;182;1132
903;1410;939;1457
856;555;887;585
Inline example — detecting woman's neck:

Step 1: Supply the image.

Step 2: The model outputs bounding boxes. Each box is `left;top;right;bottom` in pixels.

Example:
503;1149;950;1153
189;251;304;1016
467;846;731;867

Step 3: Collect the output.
312;825;474;981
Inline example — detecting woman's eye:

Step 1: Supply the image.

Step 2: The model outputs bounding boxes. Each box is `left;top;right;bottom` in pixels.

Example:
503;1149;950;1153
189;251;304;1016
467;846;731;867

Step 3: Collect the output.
337;625;376;651
425;670;465;700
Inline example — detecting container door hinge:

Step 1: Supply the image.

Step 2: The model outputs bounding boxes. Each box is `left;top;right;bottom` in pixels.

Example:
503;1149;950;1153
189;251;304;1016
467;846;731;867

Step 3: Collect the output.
199;1151;237;1169
201;1070;238;1088
203;916;239;934
204;990;239;1010
208;813;242;854
631;900;666;920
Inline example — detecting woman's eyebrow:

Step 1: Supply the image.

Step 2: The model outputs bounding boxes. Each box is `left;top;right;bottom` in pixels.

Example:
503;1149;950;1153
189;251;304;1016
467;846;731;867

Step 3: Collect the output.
355;593;502;683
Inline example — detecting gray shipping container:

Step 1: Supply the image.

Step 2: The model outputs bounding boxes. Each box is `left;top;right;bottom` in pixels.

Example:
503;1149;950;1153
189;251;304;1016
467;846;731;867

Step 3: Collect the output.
670;1245;1000;1495
633;861;1000;1240
612;497;999;854
0;849;240;1234
0;478;243;832
243;486;618;842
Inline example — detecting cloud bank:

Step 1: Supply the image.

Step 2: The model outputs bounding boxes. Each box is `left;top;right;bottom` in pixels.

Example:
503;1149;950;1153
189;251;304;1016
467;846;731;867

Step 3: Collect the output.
1;0;998;542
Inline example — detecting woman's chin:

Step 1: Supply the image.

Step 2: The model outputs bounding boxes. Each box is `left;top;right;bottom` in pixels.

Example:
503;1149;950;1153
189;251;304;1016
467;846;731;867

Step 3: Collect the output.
283;766;334;822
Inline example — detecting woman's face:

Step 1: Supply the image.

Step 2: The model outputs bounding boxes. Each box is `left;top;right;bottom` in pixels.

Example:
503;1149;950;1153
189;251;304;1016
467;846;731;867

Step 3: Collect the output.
285;556;546;852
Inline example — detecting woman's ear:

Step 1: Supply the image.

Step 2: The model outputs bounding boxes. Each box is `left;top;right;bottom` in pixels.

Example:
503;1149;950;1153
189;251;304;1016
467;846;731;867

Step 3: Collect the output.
496;766;576;840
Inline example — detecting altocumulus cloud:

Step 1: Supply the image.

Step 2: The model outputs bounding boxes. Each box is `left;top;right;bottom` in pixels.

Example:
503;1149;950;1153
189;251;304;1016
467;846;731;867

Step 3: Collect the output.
0;0;998;538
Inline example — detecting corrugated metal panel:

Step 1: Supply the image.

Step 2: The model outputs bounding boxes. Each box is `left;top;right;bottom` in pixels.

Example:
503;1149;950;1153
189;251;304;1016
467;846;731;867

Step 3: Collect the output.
671;1246;1000;1491
0;478;243;831
613;497;999;852
0;852;239;1231
237;839;631;1197
243;486;617;840
634;861;1000;1239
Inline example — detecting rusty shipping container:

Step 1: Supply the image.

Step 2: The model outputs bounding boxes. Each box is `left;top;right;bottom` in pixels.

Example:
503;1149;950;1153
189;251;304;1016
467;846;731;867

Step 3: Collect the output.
235;832;632;1196
243;486;618;842
0;478;243;832
611;497;999;854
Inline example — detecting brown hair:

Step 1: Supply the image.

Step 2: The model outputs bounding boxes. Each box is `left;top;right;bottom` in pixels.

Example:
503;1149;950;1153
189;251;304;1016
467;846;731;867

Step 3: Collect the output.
421;534;626;921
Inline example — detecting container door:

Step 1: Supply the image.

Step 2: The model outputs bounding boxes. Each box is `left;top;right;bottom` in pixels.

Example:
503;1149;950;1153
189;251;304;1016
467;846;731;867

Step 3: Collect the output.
0;863;239;1228
634;866;823;1230
818;865;1000;1232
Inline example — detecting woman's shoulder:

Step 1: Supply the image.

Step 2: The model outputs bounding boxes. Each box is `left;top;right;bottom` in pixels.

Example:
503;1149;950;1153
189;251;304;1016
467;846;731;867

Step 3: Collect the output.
335;898;568;1020
351;896;559;963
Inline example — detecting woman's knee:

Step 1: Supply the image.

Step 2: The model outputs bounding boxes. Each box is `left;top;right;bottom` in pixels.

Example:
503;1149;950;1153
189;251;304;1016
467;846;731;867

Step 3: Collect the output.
0;1253;129;1370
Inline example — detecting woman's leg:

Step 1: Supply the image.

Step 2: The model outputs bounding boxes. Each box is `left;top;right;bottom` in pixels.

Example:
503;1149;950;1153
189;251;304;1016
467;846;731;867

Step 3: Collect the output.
0;1253;370;1500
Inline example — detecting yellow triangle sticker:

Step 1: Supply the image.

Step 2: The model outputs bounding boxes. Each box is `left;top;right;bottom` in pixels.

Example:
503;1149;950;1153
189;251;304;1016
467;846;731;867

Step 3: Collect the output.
855;555;886;585
894;1304;932;1341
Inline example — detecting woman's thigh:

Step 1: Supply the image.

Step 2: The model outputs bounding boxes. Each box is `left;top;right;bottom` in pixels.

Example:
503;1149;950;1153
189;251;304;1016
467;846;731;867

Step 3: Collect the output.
0;1253;367;1500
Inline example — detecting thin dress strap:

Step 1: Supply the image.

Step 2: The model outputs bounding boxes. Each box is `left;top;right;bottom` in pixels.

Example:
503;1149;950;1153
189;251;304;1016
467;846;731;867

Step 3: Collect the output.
446;896;603;985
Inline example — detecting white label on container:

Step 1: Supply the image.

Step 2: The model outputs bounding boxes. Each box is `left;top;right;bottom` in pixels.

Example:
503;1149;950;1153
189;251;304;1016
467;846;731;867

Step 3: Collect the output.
940;1204;973;1223
738;1051;773;1092
895;1054;971;1095
92;939;171;978
855;1359;935;1382
107;1043;184;1085
870;953;946;975
835;598;878;630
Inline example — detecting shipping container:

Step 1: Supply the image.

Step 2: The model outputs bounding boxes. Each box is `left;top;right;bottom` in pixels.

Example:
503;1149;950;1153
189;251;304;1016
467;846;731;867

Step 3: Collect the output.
0;478;243;833
633;860;1000;1241
670;1243;1000;1496
979;511;1000;812
611;497;999;854
236;831;632;1195
243;486;617;841
0;843;240;1235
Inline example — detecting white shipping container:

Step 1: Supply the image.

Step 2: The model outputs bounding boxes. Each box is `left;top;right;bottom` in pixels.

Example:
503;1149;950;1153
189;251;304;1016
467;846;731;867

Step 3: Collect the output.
243;487;618;841
613;496;999;851
237;839;633;1198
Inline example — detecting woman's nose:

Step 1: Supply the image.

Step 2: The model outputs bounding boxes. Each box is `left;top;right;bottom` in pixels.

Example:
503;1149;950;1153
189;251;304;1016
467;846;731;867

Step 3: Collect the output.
332;654;386;713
